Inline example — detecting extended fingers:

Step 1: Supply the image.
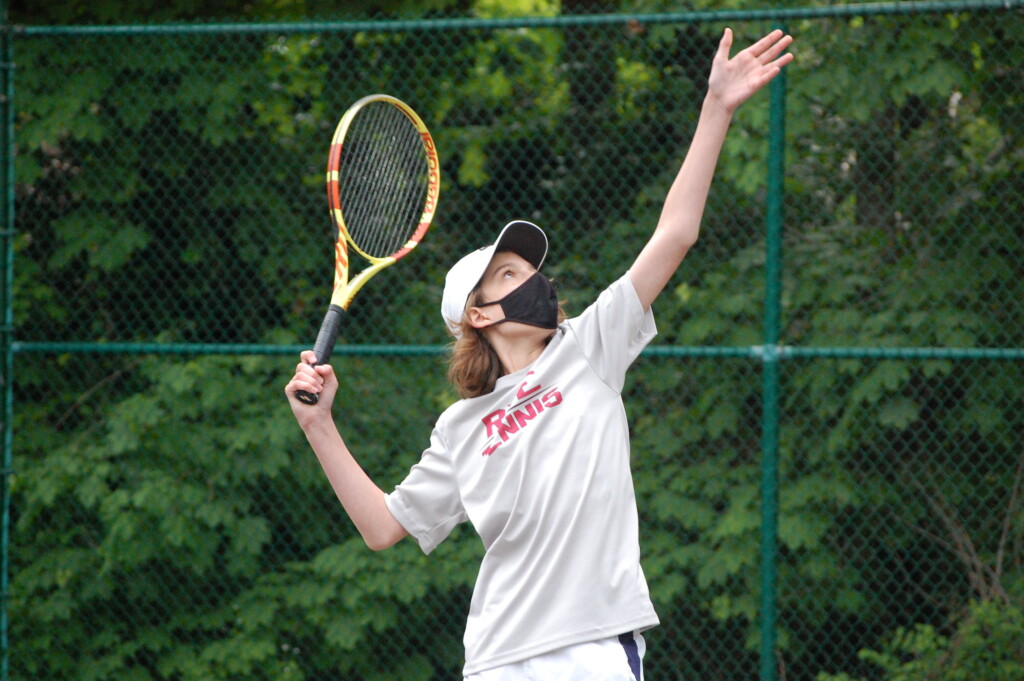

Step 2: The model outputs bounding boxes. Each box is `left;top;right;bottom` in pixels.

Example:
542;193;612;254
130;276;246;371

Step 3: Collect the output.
745;29;794;66
745;29;785;57
759;35;794;69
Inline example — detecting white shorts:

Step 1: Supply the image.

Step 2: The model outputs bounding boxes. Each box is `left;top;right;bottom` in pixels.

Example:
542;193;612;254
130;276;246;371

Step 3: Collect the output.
464;631;645;681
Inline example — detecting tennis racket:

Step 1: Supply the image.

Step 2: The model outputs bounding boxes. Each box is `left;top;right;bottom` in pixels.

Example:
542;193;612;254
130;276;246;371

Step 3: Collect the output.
295;94;441;405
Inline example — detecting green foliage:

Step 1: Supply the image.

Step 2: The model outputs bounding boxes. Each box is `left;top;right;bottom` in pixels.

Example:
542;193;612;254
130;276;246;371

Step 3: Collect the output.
12;353;474;680
817;600;1024;681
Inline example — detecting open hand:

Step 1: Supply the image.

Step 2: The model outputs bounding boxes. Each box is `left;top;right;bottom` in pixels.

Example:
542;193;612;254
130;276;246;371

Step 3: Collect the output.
707;28;794;114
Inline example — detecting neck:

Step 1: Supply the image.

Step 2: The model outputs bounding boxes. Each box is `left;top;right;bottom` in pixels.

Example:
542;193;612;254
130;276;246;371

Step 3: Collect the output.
485;327;554;375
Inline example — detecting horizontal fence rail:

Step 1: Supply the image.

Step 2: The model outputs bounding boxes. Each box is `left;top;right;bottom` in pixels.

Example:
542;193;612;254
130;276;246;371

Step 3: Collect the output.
12;342;1024;359
11;0;1023;36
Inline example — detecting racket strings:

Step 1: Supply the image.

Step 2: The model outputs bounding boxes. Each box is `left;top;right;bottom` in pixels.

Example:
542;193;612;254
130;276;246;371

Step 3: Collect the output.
338;102;430;259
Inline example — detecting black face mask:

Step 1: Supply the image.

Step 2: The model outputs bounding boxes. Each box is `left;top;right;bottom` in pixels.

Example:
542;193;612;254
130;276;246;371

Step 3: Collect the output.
478;271;558;331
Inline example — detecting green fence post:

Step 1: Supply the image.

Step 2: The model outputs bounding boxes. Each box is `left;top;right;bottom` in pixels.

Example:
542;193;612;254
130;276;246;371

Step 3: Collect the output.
759;35;786;681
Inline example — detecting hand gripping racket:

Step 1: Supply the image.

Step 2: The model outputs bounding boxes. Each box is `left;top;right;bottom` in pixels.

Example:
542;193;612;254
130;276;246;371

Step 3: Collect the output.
295;95;441;405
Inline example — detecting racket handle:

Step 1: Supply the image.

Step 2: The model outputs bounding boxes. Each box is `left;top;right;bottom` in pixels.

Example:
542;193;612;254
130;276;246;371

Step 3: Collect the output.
295;304;346;406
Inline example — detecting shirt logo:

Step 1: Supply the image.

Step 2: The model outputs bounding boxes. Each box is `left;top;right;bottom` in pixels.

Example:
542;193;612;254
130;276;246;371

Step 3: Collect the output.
480;371;563;456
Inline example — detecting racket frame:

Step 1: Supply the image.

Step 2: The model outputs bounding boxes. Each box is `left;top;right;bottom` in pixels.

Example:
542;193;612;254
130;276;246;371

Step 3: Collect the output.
326;94;440;311
296;94;440;405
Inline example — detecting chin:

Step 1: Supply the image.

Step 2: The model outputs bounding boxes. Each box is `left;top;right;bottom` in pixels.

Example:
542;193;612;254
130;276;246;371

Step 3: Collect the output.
497;322;557;341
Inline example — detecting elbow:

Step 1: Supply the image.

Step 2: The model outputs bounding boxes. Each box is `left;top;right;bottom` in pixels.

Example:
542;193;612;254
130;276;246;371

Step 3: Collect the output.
653;224;698;255
358;494;408;551
364;536;395;552
362;526;406;552
660;235;695;267
674;229;699;252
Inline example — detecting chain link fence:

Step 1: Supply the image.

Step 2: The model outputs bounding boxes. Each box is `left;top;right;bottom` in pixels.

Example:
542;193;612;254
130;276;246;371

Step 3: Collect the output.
5;2;1024;680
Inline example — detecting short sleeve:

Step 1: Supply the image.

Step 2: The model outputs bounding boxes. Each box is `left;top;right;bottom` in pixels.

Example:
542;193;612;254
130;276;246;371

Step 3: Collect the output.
384;424;468;555
565;272;657;393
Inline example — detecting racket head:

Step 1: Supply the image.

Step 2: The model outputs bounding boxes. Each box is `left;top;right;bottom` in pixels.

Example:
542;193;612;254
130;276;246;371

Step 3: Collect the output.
326;94;440;309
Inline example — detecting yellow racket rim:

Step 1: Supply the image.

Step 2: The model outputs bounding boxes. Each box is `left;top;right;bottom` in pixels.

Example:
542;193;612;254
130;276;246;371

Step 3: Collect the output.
324;94;440;308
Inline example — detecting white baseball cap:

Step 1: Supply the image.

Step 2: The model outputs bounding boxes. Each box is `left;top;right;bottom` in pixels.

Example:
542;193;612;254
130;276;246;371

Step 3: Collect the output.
441;220;548;337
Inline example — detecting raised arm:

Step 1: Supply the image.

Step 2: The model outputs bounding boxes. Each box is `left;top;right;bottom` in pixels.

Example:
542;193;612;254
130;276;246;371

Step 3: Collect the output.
285;351;408;550
629;28;794;310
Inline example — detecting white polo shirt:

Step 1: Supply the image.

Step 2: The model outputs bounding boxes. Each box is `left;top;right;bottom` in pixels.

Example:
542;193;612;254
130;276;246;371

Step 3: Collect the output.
385;273;660;676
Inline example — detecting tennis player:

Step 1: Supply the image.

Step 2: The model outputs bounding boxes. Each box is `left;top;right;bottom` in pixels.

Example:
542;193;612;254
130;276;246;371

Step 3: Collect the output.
286;27;794;681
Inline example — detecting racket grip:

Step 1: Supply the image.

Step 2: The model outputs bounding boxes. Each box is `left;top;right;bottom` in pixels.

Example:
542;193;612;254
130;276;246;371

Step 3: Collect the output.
295;304;346;406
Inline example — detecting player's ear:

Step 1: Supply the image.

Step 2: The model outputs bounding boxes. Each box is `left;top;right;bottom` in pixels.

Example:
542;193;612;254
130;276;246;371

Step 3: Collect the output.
467;305;499;329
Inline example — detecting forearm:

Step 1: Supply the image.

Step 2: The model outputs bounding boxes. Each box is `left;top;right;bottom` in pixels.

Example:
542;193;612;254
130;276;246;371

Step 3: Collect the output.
630;95;734;308
302;418;407;550
656;94;734;248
